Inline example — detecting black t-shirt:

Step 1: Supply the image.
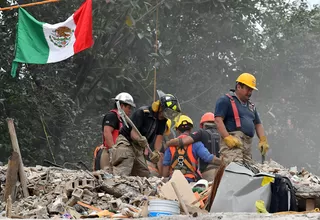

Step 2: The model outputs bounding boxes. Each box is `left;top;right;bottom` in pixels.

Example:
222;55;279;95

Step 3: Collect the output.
190;128;220;156
120;106;167;144
190;128;206;143
101;111;120;131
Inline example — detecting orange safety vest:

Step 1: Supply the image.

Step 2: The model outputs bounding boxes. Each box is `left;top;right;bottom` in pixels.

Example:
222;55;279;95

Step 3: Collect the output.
169;134;200;181
93;109;123;160
103;109;123;149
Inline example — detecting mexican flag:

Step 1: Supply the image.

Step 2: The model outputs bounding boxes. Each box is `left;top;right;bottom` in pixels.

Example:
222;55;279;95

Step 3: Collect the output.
11;0;93;77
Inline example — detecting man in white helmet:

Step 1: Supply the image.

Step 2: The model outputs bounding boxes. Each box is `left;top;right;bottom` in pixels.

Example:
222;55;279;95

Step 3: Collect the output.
93;92;136;171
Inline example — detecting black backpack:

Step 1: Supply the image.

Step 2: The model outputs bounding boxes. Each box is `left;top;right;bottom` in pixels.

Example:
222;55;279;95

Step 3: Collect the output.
204;128;220;157
269;174;298;213
199;128;220;172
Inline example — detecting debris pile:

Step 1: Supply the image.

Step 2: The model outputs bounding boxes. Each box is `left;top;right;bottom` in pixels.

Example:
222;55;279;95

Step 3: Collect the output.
0;165;166;218
257;160;320;198
2;160;320;218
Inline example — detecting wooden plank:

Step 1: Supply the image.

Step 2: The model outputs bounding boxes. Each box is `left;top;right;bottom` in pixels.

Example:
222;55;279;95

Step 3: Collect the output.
171;182;189;215
5;195;12;218
7;118;29;198
305;198;315;211
4;152;20;203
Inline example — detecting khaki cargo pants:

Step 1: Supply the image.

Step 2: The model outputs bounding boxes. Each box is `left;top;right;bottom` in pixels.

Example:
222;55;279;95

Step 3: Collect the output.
201;165;218;182
219;131;253;164
111;135;150;177
100;148;112;173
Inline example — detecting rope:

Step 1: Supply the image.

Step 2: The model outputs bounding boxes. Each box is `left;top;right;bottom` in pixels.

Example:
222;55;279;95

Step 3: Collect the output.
30;81;56;164
153;0;159;102
40;115;56;163
0;0;59;11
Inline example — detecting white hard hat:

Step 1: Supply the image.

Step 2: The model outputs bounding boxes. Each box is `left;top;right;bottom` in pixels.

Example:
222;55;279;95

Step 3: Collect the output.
113;92;136;107
193;179;209;189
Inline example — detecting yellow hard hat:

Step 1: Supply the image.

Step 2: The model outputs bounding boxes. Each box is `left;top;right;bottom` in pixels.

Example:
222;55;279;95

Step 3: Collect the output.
236;73;258;90
164;119;172;136
175;115;193;129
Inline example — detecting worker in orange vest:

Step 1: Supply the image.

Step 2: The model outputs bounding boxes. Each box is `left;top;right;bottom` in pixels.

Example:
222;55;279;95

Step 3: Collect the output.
93;92;136;171
163;115;221;182
214;73;269;164
165;112;220;175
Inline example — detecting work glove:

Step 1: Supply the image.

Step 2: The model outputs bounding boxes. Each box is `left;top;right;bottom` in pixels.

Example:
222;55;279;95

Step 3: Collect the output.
137;136;149;149
223;135;242;148
149;151;161;164
258;136;269;156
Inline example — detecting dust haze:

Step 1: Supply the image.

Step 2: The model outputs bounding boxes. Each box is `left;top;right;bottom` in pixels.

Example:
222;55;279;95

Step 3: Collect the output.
1;0;320;174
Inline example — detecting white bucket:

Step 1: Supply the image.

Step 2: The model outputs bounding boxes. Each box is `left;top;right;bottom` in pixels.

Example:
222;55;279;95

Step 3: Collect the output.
148;199;180;217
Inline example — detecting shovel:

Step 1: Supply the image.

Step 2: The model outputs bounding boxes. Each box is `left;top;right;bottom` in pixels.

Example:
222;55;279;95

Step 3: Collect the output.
116;101;153;154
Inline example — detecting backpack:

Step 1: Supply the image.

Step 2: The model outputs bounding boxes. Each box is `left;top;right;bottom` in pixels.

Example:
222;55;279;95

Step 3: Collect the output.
269;174;298;213
199;128;220;172
204;129;220;158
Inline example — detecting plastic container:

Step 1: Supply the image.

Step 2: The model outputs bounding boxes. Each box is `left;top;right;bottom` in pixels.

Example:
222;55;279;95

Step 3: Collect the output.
148;199;180;217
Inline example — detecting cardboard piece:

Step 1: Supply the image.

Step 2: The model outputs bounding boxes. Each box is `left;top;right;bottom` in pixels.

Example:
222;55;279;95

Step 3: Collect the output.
159;170;199;206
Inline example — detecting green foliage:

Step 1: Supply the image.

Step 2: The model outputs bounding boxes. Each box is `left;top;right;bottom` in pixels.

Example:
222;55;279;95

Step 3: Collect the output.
2;0;320;173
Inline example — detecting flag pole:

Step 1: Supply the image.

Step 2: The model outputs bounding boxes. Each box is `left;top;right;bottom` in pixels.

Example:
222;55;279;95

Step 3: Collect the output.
0;0;59;11
153;0;159;102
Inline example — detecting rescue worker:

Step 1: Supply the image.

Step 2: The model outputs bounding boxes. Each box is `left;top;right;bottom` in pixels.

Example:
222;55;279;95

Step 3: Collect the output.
93;92;135;171
111;92;182;177
214;73;269;164
147;119;172;177
162;115;221;182
165;112;220;180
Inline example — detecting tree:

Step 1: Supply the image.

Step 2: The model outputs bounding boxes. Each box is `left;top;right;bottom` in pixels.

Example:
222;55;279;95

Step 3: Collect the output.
2;0;320;174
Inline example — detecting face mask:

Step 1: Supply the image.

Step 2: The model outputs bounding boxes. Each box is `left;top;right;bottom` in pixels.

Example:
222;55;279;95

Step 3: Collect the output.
163;108;181;121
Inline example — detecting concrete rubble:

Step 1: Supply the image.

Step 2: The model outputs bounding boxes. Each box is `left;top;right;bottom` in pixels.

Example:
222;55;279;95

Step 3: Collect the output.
256;159;320;198
0;165;165;219
0;160;320;218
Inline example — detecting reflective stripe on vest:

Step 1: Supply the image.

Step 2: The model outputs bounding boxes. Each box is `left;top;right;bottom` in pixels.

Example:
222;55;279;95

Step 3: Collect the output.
103;109;123;149
225;93;241;129
169;134;198;179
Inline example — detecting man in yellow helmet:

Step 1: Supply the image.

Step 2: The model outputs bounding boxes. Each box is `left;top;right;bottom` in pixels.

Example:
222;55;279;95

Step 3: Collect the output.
214;73;269;164
163;115;221;182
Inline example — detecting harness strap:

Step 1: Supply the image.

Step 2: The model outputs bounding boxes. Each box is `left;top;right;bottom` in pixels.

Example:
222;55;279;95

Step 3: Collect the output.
226;93;241;129
171;147;196;173
171;159;179;168
184;159;196;173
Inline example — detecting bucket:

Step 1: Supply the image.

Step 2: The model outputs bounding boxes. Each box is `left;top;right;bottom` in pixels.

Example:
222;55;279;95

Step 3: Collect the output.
148;199;180;217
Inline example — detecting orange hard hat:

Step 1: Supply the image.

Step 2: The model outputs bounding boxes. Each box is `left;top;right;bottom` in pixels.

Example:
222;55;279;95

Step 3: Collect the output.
200;112;215;128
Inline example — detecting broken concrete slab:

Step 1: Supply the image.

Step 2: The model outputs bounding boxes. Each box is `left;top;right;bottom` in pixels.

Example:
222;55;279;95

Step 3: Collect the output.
256;159;320;199
2;159;320;219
